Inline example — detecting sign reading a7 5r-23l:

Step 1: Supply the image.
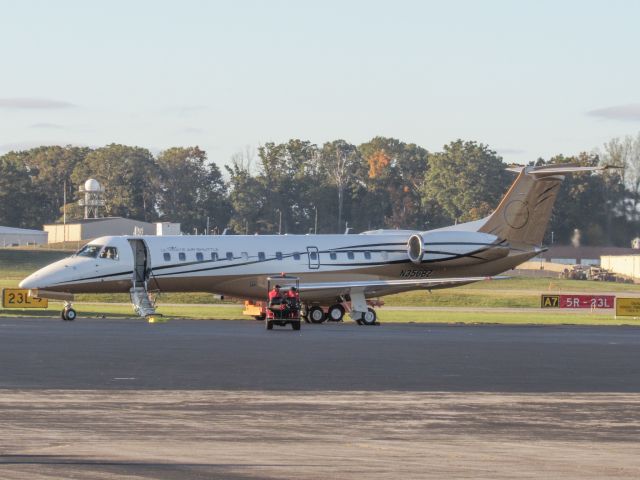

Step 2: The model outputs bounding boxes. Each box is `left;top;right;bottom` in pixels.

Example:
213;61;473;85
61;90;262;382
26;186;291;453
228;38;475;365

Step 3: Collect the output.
541;294;614;309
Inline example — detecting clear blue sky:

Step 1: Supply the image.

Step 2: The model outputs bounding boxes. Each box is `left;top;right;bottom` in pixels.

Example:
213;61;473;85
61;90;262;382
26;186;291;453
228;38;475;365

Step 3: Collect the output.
1;0;639;165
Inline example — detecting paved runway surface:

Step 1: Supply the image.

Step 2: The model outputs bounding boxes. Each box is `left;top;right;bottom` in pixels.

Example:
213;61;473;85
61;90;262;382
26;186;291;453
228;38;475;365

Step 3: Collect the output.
1;317;640;479
1;317;640;391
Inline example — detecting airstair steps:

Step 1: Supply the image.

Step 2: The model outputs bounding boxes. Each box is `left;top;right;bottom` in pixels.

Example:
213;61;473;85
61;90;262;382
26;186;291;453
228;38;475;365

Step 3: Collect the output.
129;286;157;317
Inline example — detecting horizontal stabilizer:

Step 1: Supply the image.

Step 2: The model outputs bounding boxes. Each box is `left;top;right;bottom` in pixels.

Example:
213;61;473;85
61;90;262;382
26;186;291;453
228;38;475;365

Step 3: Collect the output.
506;164;620;176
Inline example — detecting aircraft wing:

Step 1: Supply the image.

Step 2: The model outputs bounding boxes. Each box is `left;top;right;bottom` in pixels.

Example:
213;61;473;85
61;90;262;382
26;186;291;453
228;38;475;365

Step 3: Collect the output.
298;276;506;297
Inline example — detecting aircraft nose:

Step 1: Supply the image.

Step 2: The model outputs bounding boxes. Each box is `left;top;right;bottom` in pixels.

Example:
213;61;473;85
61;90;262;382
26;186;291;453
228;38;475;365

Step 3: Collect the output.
19;273;41;289
19;257;76;290
19;268;58;290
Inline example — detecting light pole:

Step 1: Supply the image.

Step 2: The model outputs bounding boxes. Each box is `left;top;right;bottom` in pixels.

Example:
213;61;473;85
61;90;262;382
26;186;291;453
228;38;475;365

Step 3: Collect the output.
276;209;282;235
63;179;67;244
314;205;318;235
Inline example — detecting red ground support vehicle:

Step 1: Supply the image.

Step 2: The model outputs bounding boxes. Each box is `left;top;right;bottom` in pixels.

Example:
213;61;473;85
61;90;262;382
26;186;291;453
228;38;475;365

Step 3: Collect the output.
265;275;301;331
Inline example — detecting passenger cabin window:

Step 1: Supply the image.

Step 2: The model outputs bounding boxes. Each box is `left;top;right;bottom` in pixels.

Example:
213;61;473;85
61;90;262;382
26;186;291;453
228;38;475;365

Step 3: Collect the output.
309;252;318;260
211;252;218;261
258;252;266;261
330;252;337;260
226;252;233;261
99;246;119;260
76;244;102;258
179;252;186;261
196;252;204;261
364;251;372;260
275;251;283;260
347;251;355;260
293;253;301;260
163;252;171;261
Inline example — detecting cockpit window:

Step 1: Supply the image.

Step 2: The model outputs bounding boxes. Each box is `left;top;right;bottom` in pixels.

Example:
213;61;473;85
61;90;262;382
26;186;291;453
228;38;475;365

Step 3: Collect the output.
76;244;102;258
99;246;119;260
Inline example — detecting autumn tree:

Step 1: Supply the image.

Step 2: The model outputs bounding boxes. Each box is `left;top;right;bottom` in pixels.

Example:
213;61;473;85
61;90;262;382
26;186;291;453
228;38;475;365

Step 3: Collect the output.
542;153;628;245
156;147;229;233
600;133;640;222
423;140;509;226
0;155;33;228
257;140;321;234
319;140;364;232
358;137;429;230
71;144;159;221
20;145;91;224
226;151;266;234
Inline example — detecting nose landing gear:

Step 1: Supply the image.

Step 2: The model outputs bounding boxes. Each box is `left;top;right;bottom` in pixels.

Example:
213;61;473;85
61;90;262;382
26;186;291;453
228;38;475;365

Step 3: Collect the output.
61;302;76;321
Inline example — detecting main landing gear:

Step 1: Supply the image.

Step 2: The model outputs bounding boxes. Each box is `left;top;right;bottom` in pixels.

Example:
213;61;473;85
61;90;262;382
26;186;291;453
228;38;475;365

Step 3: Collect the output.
61;302;77;321
305;304;346;323
349;290;379;326
308;306;327;324
327;304;345;322
302;302;377;326
358;307;377;326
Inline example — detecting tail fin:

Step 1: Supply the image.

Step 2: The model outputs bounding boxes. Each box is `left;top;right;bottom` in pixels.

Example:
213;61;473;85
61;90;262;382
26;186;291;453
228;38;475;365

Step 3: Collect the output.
479;164;610;246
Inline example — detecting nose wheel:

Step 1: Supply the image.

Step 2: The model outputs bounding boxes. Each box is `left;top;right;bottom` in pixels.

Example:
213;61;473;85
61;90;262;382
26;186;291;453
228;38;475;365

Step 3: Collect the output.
61;302;77;321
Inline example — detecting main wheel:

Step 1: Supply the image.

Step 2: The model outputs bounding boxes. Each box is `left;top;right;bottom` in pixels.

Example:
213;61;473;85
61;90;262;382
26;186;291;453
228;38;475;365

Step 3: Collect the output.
327;304;345;322
308;306;326;324
292;321;301;331
63;308;77;321
265;320;274;330
361;307;377;326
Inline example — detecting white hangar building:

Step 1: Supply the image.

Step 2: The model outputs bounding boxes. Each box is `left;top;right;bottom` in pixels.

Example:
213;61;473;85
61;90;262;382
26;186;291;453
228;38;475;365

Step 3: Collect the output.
0;226;48;247
44;217;156;243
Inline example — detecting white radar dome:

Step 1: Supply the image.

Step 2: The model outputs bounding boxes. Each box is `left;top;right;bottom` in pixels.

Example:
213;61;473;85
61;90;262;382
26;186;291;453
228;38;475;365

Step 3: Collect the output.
84;178;102;192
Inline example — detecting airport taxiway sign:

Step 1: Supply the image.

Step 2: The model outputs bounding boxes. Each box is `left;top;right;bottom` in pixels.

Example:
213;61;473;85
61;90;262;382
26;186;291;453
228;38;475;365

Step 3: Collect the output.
616;297;640;316
541;294;560;308
541;294;614;309
2;288;48;308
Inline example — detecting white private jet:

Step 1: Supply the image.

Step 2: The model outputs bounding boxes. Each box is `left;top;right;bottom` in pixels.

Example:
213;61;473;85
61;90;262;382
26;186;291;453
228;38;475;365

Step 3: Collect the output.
20;164;609;323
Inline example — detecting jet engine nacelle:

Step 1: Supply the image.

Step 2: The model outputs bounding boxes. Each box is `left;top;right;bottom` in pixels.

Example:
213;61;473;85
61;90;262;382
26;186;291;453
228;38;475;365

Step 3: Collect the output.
407;230;508;266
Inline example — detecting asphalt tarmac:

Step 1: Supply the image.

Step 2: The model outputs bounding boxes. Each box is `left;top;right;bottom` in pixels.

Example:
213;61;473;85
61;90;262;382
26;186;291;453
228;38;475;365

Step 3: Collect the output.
1;317;639;479
1;317;640;391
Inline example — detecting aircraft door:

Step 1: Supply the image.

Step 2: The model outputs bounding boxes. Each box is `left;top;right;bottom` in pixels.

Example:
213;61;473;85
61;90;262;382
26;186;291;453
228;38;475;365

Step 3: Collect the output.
128;239;149;287
307;246;320;270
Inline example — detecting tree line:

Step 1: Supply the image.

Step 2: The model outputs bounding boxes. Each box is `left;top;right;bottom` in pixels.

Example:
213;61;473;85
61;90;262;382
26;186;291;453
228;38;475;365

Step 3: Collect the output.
1;134;639;246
